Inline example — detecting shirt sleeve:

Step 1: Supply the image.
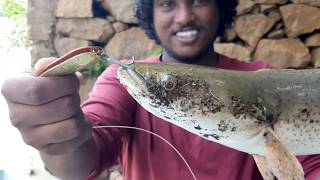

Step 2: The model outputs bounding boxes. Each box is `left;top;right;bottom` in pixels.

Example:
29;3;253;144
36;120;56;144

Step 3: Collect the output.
298;155;320;180
81;64;137;179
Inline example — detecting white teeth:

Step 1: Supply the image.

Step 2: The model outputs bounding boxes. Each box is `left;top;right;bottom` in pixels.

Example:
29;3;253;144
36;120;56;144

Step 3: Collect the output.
176;30;198;37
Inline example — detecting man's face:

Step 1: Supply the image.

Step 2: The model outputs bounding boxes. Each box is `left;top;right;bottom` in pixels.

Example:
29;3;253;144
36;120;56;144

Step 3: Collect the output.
153;0;220;62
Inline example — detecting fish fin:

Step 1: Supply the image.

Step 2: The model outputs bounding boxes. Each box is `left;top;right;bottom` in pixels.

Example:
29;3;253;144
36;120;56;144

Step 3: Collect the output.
263;127;304;180
253;155;277;180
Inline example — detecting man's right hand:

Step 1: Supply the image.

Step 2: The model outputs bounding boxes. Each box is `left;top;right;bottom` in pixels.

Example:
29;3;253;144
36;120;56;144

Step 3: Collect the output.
1;57;92;156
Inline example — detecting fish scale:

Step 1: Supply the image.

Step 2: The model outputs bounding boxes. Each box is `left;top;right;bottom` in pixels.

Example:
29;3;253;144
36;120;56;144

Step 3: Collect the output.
117;62;320;156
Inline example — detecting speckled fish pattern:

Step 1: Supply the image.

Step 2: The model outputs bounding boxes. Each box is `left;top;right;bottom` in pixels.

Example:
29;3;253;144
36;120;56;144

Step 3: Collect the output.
117;63;320;156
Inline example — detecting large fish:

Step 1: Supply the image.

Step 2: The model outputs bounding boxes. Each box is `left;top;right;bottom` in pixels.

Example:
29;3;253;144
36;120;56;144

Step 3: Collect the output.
117;62;320;180
118;62;320;155
36;47;318;180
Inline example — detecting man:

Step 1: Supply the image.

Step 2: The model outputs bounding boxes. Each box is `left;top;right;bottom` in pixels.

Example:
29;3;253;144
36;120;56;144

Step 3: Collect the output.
2;0;320;179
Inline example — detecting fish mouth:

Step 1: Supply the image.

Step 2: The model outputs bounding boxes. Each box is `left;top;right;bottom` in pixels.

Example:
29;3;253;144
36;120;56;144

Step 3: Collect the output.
117;67;149;95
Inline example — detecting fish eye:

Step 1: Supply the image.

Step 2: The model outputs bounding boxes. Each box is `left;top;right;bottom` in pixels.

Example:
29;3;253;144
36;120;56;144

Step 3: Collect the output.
160;74;177;91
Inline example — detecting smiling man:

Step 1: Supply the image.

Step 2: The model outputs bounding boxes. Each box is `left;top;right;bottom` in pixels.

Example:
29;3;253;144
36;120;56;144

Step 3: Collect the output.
153;0;220;65
2;0;320;180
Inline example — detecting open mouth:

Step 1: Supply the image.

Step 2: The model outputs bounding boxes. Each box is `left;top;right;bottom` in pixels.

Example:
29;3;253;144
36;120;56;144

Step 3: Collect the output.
174;29;199;43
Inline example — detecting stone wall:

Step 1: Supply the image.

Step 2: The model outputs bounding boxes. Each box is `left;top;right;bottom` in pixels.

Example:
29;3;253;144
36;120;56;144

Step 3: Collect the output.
215;0;320;68
28;0;320;69
28;0;160;66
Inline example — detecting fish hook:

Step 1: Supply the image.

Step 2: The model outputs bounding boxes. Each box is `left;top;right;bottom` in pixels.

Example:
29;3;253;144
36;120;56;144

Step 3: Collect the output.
99;54;134;70
99;54;147;82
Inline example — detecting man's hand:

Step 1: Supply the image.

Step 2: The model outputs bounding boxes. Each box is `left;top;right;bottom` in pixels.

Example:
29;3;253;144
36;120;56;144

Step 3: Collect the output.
1;57;92;155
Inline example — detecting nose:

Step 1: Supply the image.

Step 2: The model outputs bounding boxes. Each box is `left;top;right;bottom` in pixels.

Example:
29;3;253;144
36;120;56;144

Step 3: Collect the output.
174;5;195;25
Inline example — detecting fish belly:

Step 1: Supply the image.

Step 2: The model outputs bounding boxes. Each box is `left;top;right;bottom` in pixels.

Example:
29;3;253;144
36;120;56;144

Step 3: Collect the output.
130;89;269;155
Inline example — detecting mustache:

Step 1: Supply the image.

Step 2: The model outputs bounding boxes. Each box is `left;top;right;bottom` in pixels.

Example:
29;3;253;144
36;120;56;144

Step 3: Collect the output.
173;25;200;33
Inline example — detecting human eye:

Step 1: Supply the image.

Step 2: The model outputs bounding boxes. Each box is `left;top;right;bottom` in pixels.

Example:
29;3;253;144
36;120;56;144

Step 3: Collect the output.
157;0;175;9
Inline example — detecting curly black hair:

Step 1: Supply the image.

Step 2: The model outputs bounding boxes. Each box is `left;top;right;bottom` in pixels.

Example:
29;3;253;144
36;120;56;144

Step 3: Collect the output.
136;0;238;44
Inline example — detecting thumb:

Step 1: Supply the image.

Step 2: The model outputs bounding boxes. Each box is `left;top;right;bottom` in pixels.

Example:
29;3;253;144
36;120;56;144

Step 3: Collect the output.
75;71;86;85
34;57;58;76
33;57;86;84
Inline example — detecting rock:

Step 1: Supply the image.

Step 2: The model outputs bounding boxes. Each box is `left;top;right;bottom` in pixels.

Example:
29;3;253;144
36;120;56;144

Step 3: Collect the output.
311;47;320;67
54;37;92;57
55;0;93;18
28;0;57;63
101;0;138;24
105;28;161;60
274;22;285;30
235;14;275;47
280;4;320;38
28;0;57;41
30;42;56;65
255;0;288;4
252;6;261;14
112;21;129;33
267;9;282;22
236;0;256;15
56;18;115;43
214;43;252;61
254;38;311;68
267;29;286;38
107;16;116;23
305;33;320;47
291;0;320;7
260;4;277;13
223;28;237;41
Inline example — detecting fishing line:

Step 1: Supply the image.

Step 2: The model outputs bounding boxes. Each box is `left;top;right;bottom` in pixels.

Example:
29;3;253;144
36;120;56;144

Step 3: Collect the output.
93;125;197;180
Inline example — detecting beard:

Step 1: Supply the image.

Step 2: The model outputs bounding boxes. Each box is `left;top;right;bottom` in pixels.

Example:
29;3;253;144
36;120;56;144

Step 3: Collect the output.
161;44;215;64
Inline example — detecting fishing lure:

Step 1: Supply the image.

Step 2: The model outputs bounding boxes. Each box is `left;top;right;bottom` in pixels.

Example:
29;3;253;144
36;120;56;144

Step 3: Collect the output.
35;46;132;77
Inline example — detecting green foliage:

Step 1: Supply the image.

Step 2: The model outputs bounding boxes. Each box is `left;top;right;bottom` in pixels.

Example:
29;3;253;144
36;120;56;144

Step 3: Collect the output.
243;56;253;63
148;48;163;57
1;0;31;48
83;61;108;79
7;19;32;48
2;0;26;21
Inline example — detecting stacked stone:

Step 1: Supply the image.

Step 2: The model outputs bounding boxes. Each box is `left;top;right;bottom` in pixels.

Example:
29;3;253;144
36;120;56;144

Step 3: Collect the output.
28;0;320;68
215;0;320;68
28;0;160;65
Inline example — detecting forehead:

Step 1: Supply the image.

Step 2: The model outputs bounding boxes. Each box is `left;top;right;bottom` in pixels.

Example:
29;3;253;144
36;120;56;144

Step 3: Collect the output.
153;0;216;3
153;0;218;8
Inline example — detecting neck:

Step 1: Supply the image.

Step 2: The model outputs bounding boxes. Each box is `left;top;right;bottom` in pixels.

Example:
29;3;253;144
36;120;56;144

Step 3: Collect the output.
161;49;219;67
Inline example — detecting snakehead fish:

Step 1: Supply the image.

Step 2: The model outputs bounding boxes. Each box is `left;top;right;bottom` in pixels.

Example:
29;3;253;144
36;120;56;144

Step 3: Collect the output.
35;46;318;179
117;62;320;157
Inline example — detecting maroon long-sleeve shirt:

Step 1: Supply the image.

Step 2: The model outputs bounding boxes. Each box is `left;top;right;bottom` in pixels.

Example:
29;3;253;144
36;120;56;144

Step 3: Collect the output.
83;56;320;180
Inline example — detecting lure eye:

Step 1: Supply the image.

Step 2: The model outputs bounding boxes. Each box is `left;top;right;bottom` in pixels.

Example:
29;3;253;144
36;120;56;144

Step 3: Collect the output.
160;74;177;91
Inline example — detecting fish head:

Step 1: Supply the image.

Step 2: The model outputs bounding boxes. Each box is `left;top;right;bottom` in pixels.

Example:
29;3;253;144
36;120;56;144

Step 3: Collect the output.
117;63;182;108
117;62;226;119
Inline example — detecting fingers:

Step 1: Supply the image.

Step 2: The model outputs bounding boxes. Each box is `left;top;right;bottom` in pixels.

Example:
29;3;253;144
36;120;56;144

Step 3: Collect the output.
33;57;58;76
1;56;91;156
20;111;92;155
1;73;80;105
8;93;81;127
75;71;86;85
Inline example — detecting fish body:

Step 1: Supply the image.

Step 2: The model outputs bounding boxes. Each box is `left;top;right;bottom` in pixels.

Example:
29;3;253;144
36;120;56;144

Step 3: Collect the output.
117;62;320;156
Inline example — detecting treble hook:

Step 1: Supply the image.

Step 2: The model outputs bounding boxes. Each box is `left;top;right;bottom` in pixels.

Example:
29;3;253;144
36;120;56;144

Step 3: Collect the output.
99;54;135;70
99;54;147;81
